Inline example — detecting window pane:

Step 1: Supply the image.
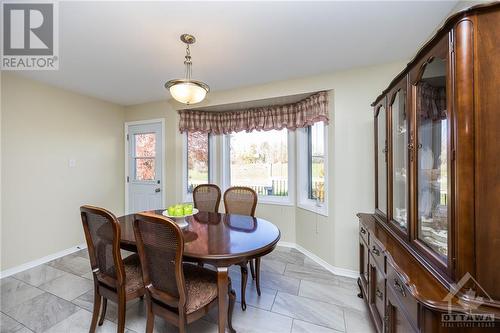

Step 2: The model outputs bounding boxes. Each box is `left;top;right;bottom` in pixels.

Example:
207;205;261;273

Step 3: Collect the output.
135;133;156;157
308;122;325;202
229;130;288;197
136;158;155;181
187;132;209;193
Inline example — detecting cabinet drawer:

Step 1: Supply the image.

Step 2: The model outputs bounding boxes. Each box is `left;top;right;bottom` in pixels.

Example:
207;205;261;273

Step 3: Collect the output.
370;238;385;272
387;261;418;328
359;223;369;246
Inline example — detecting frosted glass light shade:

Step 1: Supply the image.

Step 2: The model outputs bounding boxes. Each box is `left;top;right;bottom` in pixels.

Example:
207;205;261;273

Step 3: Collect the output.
166;80;209;105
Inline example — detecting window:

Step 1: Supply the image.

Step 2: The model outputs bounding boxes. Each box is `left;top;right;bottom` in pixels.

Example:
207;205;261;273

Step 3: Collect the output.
134;133;156;181
224;129;294;204
307;122;326;202
183;132;213;200
298;122;328;215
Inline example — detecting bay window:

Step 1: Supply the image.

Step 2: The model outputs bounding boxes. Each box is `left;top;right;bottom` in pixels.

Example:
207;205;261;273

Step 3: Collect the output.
223;129;294;204
183;132;213;200
298;121;328;215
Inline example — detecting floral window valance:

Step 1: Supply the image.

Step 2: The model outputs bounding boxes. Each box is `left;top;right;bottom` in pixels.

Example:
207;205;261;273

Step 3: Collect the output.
178;91;329;134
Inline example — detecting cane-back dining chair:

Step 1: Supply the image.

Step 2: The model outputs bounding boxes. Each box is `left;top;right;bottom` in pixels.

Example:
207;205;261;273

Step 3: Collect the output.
223;186;261;310
192;184;221;213
80;205;145;333
133;212;236;333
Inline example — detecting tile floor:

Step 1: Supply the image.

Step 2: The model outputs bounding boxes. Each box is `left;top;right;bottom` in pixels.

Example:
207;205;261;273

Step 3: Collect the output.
0;246;375;333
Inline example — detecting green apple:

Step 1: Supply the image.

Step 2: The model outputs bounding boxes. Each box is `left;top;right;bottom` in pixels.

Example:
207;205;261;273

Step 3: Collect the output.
167;206;175;216
183;204;193;215
174;206;184;216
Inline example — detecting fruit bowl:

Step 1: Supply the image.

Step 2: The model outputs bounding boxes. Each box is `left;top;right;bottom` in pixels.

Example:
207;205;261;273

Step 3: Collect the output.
162;208;198;229
162;208;199;219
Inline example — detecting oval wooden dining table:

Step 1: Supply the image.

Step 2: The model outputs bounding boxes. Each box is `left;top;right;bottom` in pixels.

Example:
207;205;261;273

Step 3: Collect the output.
118;210;281;333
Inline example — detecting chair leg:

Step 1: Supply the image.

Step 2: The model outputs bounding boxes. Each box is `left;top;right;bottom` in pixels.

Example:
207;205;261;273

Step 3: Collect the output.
98;297;107;326
145;297;154;333
228;288;236;333
255;257;261;296
178;313;187;333
117;294;126;333
249;259;255;280
89;289;102;333
240;264;248;310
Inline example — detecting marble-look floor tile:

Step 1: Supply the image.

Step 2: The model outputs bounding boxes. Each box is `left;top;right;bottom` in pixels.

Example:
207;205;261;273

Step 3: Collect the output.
299;280;365;312
47;256;90;276
12;265;67;288
231;277;277;311
80;271;93;280
260;258;287;275
207;303;293;333
1;312;24;333
292;319;341;333
267;249;305;265
42;309;119;333
284;263;338;285
122;301;214;333
3;293;78;333
258;271;300;295
0;278;44;311
39;273;93;301
344;308;375;333
272;292;346;332
72;249;89;260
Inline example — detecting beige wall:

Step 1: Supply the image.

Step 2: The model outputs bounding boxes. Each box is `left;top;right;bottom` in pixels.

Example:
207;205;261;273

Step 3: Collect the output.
125;61;405;270
1;73;125;270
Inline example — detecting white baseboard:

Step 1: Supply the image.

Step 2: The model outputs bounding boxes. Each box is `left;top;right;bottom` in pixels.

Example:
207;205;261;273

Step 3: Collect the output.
0;243;87;279
277;241;359;279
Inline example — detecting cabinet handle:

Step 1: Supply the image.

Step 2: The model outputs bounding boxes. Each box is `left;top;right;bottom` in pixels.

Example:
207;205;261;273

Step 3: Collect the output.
372;246;380;256
360;228;366;234
376;289;383;300
393;278;406;297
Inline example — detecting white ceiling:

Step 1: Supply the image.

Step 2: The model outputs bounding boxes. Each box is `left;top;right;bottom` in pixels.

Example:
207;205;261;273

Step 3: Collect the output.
15;1;458;106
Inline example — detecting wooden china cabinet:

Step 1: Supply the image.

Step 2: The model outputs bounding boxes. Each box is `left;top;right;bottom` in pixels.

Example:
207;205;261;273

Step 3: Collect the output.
357;3;500;332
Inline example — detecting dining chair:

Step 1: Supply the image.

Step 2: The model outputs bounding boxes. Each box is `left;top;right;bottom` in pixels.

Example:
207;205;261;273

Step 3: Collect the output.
192;184;221;213
80;205;145;333
223;186;261;310
133;212;236;333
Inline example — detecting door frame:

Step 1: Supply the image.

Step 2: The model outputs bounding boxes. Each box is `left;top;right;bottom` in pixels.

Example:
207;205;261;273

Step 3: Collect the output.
124;118;166;214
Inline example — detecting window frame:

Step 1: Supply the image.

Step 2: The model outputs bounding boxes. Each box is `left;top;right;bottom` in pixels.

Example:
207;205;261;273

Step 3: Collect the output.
297;122;328;216
182;132;216;202
222;130;295;206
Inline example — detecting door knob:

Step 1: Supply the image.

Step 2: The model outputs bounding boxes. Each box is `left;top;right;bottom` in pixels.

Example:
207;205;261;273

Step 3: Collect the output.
155;188;161;193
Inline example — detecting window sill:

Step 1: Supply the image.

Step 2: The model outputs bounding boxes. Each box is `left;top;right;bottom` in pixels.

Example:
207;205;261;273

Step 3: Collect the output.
297;201;328;217
257;198;295;207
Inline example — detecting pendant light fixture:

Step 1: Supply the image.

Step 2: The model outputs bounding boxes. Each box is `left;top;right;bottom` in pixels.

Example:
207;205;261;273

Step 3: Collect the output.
165;34;209;105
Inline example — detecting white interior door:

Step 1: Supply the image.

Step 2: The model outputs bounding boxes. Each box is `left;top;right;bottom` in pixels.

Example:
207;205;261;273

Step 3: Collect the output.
126;121;163;213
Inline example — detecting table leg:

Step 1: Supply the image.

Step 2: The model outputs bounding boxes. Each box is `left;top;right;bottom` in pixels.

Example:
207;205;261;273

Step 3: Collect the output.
217;267;229;333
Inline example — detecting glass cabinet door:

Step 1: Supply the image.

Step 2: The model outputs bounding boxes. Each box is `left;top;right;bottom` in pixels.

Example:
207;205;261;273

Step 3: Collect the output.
391;91;408;232
415;57;449;259
376;105;387;216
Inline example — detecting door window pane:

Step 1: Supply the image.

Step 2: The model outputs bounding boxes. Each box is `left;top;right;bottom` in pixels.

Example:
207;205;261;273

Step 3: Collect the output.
416;57;448;258
229;129;288;196
136;158;155;181
377;106;387;214
135;133;156;157
391;91;408;231
308;122;325;202
187;132;210;193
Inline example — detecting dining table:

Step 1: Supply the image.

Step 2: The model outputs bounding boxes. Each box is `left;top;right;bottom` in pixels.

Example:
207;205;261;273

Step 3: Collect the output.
117;210;281;333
